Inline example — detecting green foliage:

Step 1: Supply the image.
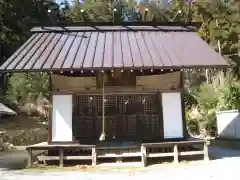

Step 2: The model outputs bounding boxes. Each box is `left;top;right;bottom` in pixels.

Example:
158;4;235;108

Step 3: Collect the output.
68;0;113;22
193;0;240;75
12;128;48;146
185;109;200;135
0;0;61;65
6;73;50;106
194;84;219;110
184;91;198;110
186;74;240;137
183;0;240;136
217;76;240;111
67;0;136;22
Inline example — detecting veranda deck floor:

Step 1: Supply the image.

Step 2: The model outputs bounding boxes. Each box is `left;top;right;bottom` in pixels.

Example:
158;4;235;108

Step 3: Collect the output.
25;139;209;168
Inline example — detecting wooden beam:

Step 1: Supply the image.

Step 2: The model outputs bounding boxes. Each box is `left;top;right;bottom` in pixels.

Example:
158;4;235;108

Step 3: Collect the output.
142;140;206;148
179;151;204;156
27;143;95;149
147;152;174;158
38;155;92;161
97;152;142;158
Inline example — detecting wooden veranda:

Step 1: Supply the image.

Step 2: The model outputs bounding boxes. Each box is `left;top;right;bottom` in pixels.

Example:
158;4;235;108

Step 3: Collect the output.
26;139;210;167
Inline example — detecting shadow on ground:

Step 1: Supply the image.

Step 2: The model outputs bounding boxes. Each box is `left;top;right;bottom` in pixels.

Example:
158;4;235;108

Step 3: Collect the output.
0;150;28;170
209;139;240;160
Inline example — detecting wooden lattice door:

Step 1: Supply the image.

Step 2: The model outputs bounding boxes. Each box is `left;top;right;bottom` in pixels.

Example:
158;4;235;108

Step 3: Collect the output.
72;93;163;143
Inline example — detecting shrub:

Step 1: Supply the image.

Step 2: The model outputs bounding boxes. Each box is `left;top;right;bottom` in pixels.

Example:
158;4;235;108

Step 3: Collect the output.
216;77;240;111
186;74;240;137
6;72;50;117
186;108;200;136
184;91;198;110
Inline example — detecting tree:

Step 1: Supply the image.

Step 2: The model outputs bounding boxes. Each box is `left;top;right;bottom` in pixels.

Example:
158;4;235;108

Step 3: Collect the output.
0;0;60;96
192;0;240;78
67;0;141;22
0;0;61;61
68;0;113;22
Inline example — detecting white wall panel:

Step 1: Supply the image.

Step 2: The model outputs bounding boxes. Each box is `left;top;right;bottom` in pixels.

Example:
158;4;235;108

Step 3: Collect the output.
162;92;183;138
52;95;72;142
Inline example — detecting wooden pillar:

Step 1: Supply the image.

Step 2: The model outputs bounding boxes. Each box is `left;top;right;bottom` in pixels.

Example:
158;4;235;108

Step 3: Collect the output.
204;141;209;161
141;145;147;167
48;72;53;143
27;148;33;168
59;148;64;167
92;147;97;166
173;144;179;163
180;71;188;140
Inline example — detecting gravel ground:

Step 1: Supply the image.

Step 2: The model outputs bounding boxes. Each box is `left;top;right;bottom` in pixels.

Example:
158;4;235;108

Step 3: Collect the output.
0;147;240;180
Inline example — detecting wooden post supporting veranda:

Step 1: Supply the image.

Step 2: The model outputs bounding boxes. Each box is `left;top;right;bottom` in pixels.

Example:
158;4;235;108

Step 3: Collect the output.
141;145;147;167
92;147;97;166
173;144;179;163
27;148;33;168
59;148;64;167
204;140;209;161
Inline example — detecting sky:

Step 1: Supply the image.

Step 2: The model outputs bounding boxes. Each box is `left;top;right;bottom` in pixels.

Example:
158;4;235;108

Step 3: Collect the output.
56;0;74;5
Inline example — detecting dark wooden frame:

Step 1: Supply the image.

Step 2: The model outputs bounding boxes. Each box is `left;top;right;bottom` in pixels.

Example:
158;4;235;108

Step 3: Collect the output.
71;92;165;143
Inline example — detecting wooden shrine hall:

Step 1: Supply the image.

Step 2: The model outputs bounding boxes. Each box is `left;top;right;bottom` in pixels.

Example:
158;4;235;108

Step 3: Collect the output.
0;24;228;167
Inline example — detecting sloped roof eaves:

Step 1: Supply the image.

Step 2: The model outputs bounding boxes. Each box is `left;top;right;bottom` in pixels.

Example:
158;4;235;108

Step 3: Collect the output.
0;26;229;72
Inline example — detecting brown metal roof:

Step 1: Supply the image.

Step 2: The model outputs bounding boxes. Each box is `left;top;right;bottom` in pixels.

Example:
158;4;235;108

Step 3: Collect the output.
0;26;228;72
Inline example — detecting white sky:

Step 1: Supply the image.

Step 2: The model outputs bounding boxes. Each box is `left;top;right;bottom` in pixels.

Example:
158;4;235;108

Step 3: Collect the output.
56;0;73;5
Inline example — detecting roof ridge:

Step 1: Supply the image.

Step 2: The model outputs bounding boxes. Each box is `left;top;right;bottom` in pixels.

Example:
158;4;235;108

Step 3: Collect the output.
31;26;198;33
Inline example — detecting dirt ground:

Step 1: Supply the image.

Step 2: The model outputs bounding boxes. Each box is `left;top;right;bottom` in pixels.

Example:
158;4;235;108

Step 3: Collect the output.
0;115;46;131
1;151;240;180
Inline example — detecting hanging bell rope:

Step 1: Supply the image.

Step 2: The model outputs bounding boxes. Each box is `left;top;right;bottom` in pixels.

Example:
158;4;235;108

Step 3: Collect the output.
99;72;106;141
